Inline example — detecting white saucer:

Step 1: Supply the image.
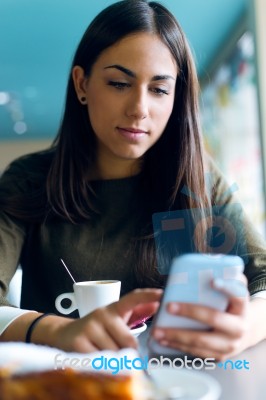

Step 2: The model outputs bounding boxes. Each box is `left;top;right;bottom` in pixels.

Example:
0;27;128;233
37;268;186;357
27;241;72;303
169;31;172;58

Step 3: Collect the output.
130;322;147;337
149;366;221;400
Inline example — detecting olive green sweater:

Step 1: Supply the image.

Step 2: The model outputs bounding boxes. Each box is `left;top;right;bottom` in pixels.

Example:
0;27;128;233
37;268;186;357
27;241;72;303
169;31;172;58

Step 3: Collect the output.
1;151;266;317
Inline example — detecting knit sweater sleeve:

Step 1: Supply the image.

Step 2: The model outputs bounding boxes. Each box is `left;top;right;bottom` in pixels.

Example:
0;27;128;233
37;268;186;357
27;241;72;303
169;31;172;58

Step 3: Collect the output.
0;160;28;307
206;156;266;295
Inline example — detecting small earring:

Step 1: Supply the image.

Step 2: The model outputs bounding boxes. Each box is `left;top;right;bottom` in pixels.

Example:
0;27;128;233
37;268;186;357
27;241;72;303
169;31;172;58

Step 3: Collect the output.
80;96;87;104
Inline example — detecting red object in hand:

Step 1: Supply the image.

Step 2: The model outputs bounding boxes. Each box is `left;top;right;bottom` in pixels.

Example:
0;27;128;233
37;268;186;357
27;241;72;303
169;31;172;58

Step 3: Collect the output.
129;316;151;329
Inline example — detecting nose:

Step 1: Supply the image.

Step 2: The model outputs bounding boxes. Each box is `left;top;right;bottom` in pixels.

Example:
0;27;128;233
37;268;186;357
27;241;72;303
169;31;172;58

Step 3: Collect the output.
125;88;148;120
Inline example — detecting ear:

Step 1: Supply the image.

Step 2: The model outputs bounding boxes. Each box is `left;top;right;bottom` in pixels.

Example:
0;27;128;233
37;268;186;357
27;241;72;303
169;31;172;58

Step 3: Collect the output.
72;66;87;103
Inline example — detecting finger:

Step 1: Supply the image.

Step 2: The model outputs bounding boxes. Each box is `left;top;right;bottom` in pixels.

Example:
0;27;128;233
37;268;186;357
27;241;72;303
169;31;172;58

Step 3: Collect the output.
59;319;101;353
212;278;249;315
74;317;121;352
89;325;121;351
212;275;248;297
105;316;138;349
113;288;163;319
89;309;138;349
166;302;247;336
154;328;241;354
79;342;100;353
158;340;226;361
68;334;99;353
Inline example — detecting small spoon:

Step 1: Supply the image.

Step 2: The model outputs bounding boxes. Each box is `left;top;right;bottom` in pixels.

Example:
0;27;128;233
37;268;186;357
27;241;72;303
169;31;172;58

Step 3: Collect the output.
60;258;76;283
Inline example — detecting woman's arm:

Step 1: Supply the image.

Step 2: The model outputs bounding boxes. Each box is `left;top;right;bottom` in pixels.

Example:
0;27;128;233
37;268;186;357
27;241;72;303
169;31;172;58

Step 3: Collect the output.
0;289;162;353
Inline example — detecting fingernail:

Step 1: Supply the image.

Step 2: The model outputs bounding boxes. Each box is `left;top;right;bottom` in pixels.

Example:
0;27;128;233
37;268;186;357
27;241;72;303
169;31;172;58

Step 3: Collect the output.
168;303;180;313
153;329;165;340
159;340;169;347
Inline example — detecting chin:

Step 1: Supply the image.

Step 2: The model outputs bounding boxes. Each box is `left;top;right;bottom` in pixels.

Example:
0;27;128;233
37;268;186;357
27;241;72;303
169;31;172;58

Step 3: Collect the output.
114;148;147;161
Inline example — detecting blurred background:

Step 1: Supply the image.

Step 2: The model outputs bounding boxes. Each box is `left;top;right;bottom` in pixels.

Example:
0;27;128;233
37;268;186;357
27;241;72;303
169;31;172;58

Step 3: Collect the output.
1;0;266;236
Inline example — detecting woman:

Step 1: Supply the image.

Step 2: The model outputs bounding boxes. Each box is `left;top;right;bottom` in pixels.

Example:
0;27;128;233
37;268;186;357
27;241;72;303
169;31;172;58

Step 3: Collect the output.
0;0;266;360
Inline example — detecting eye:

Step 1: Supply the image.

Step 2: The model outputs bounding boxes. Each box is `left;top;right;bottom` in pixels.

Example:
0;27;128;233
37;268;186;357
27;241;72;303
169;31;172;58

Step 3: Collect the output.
107;81;131;90
150;87;169;96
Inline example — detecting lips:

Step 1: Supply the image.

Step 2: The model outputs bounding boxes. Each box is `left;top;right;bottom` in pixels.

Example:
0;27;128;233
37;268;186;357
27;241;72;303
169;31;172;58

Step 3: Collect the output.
118;127;147;134
117;127;148;142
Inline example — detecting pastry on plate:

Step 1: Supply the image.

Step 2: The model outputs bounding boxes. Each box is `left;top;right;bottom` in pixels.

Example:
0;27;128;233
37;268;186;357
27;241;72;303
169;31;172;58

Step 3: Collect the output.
0;367;147;400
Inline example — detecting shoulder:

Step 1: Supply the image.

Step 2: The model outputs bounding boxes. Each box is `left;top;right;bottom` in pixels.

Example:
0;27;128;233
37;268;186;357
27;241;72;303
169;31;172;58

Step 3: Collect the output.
0;148;55;194
203;152;223;177
2;148;54;175
203;152;239;205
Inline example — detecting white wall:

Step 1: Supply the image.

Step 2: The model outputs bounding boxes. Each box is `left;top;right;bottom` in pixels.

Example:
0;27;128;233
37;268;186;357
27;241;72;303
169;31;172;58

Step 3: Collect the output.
0;140;51;172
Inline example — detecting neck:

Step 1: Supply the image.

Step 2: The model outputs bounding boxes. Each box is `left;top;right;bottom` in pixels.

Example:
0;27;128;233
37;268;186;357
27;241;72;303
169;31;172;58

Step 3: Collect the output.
90;157;142;180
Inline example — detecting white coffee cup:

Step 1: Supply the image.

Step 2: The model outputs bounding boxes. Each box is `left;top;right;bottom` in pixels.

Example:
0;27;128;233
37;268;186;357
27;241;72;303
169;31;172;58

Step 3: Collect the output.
55;280;121;317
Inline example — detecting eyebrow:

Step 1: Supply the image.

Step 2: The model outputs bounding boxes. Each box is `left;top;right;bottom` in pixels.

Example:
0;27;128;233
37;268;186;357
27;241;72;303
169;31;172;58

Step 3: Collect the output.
104;64;175;81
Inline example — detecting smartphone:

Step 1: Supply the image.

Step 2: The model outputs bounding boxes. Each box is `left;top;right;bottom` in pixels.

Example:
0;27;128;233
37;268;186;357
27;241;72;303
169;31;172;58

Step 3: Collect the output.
148;253;244;356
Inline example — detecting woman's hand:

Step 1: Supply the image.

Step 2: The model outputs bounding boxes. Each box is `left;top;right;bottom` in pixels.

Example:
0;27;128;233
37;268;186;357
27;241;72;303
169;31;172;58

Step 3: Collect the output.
52;288;162;353
152;275;266;361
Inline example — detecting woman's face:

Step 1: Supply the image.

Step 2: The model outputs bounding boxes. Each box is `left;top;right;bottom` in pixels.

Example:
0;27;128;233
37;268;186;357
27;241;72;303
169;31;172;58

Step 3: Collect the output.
73;33;177;178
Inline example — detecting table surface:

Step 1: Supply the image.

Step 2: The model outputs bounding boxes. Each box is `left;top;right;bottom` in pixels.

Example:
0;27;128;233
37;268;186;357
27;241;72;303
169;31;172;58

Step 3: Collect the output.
138;324;266;400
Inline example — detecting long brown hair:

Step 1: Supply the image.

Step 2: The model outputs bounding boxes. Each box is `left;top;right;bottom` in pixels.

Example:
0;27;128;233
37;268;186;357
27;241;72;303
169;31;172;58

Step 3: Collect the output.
1;0;211;286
